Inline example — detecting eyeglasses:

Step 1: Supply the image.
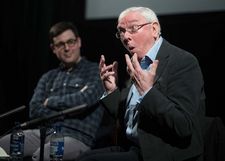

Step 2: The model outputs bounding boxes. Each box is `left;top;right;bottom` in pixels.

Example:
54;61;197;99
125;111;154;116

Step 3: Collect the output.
115;22;152;39
54;38;78;50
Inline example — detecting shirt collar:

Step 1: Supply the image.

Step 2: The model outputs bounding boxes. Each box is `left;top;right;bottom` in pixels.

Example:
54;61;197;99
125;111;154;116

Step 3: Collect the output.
59;57;83;71
144;36;163;62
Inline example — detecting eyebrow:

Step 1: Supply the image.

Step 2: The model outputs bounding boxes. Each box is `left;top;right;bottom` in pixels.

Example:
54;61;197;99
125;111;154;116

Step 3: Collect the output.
54;37;77;44
117;20;141;28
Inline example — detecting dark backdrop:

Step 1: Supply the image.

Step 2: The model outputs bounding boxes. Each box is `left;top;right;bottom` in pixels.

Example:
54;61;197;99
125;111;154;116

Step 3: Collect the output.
1;0;225;135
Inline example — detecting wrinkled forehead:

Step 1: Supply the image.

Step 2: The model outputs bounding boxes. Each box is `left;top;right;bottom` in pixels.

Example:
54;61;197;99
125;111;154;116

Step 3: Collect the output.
117;11;147;28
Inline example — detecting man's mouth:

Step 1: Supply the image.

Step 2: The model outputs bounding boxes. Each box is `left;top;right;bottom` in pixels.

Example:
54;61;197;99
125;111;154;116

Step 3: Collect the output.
128;46;134;51
64;52;71;57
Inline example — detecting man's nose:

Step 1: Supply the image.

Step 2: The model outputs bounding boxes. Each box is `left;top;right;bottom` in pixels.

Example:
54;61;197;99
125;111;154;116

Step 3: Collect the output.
64;43;70;50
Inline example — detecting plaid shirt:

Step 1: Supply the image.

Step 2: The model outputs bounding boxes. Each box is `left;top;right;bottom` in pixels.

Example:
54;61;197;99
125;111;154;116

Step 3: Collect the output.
29;57;104;147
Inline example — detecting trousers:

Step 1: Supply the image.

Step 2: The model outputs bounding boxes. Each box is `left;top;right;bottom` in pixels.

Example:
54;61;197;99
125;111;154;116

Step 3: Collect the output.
76;146;142;161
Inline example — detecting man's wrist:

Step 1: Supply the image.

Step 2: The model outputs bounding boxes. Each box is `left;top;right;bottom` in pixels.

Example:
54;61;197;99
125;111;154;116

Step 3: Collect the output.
107;86;118;94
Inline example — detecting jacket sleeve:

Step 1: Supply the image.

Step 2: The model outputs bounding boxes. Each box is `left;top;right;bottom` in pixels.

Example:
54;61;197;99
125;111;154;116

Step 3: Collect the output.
139;52;204;138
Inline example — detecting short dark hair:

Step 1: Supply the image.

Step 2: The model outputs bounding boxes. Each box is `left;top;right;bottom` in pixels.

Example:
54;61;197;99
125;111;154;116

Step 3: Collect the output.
49;21;79;43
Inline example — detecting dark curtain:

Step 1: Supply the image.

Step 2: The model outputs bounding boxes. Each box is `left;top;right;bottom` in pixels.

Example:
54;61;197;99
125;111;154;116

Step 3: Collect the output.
82;12;225;124
0;0;225;135
159;12;225;119
0;0;85;134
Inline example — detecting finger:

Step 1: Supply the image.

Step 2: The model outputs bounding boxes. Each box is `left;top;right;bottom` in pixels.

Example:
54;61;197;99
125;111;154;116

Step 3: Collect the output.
101;64;114;74
150;60;159;74
99;55;105;69
131;53;142;71
101;71;116;84
125;54;135;74
102;71;115;79
132;74;142;87
127;66;131;74
112;61;118;73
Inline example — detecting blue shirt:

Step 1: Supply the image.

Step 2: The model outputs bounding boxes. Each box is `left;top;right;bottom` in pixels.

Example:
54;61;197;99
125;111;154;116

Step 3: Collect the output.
125;37;163;144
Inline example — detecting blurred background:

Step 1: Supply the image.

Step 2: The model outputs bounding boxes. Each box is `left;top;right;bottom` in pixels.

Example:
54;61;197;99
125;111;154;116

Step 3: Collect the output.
0;0;225;135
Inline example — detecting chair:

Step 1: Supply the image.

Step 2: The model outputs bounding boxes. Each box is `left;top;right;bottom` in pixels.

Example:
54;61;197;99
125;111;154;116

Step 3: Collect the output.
200;116;225;161
93;108;117;148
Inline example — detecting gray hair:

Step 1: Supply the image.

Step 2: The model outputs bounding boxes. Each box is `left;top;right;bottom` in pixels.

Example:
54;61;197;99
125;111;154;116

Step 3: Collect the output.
118;7;161;34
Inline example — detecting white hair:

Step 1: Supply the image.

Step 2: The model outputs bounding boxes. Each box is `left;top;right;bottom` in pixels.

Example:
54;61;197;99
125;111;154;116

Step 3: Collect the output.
118;7;161;34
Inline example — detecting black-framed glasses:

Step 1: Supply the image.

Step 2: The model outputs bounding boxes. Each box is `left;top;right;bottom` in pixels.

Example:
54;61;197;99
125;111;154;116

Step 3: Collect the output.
115;22;152;39
54;38;78;50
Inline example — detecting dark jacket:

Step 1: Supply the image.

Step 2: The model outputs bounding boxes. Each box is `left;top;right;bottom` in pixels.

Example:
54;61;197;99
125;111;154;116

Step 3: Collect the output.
101;39;205;161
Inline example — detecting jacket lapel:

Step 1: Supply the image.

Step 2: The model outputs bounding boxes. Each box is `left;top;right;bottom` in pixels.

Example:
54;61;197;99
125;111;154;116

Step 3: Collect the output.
154;39;170;84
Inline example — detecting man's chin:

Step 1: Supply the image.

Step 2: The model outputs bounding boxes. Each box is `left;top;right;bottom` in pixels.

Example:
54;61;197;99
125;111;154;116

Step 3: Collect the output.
128;49;135;55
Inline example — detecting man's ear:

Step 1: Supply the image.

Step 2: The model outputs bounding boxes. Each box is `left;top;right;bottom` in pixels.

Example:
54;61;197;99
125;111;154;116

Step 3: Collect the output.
50;43;54;50
77;37;82;48
50;44;56;54
152;22;160;38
